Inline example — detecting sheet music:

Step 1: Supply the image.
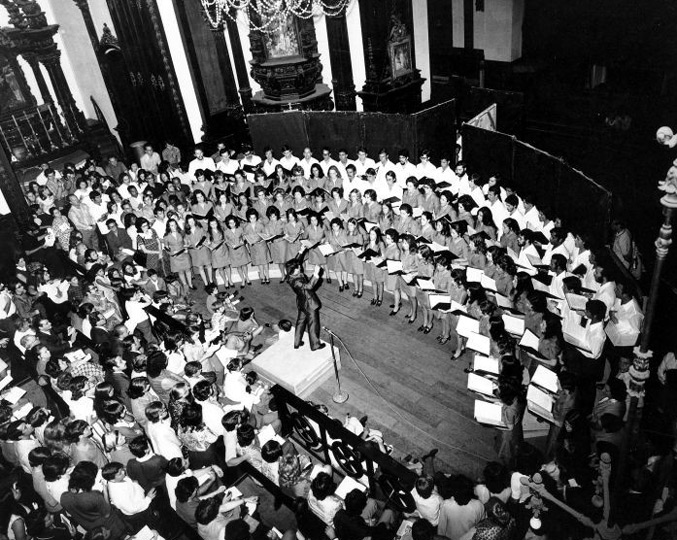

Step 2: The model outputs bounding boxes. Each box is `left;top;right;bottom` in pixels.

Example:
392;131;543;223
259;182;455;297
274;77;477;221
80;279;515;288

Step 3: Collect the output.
335;475;368;499
318;244;336;256
466;332;490;355
456;315;480;338
519;329;540;350
527;385;554;413
429;294;451;307
532;365;559;393
386;260;404;274
417;278;437;291
429;241;448;253
473;399;505;427
494;294;513;309
502;314;525;336
467;373;497;396
480;274;497;292
473;354;500;375
565;293;589;311
466;267;484;283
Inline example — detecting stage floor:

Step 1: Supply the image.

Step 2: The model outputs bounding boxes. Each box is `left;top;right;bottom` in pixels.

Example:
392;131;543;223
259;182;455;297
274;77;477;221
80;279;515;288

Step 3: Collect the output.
194;277;526;479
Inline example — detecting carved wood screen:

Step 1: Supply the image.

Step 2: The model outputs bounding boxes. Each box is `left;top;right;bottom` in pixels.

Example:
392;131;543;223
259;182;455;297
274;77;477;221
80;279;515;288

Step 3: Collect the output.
105;0;191;146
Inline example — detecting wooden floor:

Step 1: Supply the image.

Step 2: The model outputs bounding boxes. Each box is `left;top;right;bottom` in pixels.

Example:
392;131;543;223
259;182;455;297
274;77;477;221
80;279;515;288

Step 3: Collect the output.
215;276;503;479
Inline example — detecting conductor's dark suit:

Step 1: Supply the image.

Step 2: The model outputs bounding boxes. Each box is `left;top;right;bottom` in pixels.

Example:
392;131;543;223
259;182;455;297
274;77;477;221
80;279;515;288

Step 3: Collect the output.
289;272;322;350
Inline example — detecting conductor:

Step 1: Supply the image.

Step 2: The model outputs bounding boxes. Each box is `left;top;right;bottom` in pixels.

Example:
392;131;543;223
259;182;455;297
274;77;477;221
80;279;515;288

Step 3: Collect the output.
286;247;326;351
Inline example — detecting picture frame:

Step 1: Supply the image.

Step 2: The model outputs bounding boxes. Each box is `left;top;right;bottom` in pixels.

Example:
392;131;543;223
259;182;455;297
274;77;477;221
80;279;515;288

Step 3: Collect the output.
389;36;413;80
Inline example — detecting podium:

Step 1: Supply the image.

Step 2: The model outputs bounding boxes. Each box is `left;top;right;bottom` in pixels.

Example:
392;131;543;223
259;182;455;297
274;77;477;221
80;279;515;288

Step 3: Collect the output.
251;339;336;398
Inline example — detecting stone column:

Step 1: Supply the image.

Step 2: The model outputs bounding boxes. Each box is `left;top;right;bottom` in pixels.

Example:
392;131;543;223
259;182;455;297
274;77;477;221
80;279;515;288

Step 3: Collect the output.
225;13;253;114
23;53;53;104
40;49;86;136
325;10;356;111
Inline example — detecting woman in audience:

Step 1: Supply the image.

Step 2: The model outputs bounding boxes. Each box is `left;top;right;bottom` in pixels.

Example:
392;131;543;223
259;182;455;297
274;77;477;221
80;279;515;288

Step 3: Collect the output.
177;403;219;468
60;461;129;539
127;377;159;428
307;472;344;526
64;419;107;467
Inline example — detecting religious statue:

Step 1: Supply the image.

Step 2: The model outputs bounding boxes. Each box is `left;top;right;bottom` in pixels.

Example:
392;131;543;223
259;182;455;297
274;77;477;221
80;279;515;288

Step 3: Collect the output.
656;126;677;194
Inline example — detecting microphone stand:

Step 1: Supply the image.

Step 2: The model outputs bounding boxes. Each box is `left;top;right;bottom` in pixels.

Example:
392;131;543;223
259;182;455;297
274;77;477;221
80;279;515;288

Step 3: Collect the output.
326;328;348;403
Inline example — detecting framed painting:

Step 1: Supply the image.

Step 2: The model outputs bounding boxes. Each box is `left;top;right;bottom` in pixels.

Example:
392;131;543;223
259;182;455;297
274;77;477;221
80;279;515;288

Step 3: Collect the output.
389;36;413;79
261;11;301;60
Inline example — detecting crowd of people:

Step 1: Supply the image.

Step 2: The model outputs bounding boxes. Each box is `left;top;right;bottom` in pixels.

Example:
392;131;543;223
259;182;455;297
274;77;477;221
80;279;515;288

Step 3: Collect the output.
0;140;673;540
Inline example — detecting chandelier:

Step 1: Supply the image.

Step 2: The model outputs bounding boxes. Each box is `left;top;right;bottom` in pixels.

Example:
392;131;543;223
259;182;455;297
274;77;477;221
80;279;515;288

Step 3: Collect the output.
201;0;352;32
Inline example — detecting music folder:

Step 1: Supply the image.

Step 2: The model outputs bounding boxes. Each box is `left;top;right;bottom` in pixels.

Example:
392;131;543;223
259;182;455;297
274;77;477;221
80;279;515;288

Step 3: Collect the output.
473;400;507;428
467;372;497;397
526;384;555;423
466;332;490;355
473;354;499;375
386;260;404;275
531;365;559;394
502;313;526;337
456;315;480;338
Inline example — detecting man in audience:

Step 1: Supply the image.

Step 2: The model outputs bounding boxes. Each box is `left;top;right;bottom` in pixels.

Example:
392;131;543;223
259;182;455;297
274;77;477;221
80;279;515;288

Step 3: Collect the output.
140;144;162;175
105;220;133;260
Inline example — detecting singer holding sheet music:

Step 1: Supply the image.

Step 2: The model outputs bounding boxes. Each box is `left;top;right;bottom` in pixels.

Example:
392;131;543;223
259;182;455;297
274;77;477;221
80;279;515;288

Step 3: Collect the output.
286;247;326;352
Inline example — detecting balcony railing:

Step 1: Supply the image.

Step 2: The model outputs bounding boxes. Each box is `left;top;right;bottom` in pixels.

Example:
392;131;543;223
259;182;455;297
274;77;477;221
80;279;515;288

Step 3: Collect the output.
0;103;85;165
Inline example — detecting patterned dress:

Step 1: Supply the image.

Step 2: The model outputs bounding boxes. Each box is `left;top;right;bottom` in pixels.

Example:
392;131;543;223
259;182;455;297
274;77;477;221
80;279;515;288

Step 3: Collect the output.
137;230;160;272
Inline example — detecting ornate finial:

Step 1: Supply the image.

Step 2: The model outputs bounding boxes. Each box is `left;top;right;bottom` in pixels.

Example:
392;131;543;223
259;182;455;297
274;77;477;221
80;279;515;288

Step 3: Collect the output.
99;23;120;52
388;11;407;42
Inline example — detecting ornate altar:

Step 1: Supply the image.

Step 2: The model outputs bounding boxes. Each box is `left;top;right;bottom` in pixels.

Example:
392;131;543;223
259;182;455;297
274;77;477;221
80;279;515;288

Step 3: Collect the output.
357;8;424;113
248;9;332;111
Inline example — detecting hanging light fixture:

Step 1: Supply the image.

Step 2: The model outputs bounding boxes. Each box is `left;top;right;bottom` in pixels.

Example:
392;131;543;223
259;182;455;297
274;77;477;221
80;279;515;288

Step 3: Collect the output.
201;0;352;32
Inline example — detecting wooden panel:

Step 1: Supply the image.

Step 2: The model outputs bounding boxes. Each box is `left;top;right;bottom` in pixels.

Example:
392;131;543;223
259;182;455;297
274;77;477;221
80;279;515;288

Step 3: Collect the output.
180;0;228;114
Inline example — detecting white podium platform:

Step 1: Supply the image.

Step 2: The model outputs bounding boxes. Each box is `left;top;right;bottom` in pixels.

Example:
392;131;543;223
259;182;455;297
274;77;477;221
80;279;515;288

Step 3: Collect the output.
251;339;337;397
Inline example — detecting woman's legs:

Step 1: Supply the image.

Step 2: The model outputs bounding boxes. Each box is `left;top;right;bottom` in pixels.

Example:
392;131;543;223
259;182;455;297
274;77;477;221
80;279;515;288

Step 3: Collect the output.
237;265;247;288
197;265;208;286
205;264;213;284
391;289;401;314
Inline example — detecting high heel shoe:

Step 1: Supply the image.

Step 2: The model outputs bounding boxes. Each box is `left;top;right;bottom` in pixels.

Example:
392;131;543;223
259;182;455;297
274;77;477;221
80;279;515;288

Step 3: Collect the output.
376;299;383;306
338;284;344;292
357;291;363;298
439;336;450;345
389;308;399;316
370;298;377;305
424;325;433;334
407;316;416;324
417;325;426;332
352;290;358;297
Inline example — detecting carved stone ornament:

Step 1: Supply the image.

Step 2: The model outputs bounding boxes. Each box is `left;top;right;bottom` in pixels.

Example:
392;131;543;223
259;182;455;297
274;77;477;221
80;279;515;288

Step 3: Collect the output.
98;23;120;52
